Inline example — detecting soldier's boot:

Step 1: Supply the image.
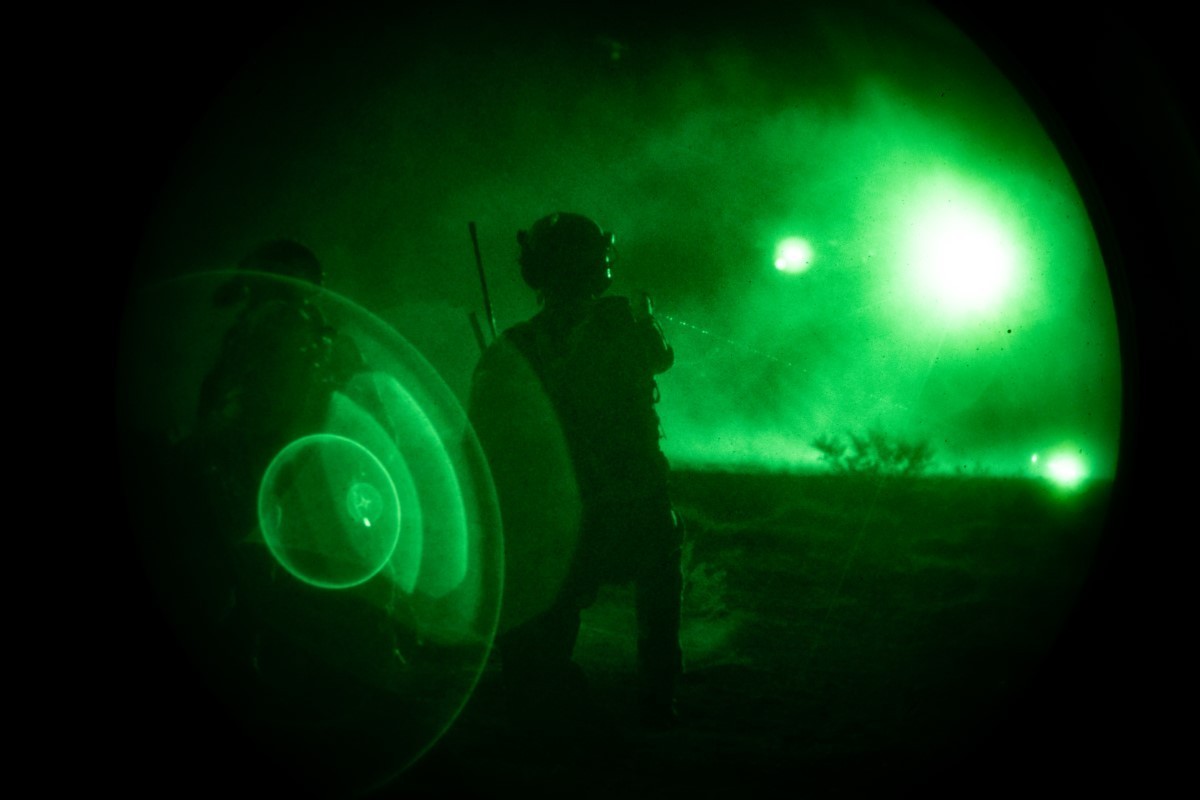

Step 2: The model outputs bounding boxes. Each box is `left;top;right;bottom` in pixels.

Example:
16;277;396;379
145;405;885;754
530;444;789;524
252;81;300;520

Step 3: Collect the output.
637;638;681;730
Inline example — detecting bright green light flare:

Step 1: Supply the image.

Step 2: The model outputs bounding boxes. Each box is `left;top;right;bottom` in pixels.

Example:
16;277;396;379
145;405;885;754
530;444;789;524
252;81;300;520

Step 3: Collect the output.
368;372;470;598
902;178;1021;319
775;237;815;274
259;433;402;589
1045;452;1088;489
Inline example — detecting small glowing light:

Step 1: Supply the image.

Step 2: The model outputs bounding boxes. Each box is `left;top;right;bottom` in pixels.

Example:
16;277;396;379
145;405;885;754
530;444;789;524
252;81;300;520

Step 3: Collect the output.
1045;453;1087;489
1030;453;1038;464
347;480;386;528
774;237;814;274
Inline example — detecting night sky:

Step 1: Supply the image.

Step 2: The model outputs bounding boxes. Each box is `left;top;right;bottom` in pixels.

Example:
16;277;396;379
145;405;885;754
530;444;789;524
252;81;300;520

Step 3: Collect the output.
132;2;1121;478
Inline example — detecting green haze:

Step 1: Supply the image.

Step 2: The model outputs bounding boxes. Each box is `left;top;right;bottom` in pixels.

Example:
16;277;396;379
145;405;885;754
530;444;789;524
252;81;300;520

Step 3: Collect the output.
134;2;1121;480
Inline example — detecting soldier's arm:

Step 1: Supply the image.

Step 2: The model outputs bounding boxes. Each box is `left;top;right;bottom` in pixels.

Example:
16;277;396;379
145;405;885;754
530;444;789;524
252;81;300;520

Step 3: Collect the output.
594;295;674;375
632;292;674;375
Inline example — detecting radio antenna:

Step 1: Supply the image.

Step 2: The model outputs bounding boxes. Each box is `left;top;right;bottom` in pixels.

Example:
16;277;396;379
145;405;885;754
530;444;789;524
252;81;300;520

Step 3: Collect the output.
469;221;497;341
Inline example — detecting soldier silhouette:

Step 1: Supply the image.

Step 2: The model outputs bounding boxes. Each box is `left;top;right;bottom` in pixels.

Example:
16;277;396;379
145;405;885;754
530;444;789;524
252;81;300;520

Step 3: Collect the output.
197;239;361;490
186;239;371;706
469;212;683;730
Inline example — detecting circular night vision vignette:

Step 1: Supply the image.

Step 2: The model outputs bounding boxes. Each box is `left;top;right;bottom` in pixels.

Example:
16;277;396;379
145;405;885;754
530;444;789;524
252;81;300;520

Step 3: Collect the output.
111;3;1157;796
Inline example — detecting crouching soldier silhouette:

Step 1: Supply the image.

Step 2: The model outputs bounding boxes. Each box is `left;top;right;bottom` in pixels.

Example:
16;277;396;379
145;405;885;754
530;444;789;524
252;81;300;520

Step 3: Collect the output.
469;212;684;731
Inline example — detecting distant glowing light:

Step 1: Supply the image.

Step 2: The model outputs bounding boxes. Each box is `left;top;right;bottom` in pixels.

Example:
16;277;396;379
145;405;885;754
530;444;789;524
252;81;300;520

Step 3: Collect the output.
902;174;1020;319
1045;452;1087;489
774;237;814;273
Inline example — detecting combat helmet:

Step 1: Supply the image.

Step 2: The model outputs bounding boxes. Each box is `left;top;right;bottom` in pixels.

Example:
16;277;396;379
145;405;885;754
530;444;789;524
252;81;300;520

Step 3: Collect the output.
213;238;325;307
518;212;616;298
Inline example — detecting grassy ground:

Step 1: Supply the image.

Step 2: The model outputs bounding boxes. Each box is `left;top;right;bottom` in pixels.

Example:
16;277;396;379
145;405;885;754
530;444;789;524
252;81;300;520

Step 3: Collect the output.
388;471;1113;798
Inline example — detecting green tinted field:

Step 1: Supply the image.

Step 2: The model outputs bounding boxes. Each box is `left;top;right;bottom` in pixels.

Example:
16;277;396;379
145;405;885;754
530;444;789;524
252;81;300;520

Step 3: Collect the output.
398;470;1110;795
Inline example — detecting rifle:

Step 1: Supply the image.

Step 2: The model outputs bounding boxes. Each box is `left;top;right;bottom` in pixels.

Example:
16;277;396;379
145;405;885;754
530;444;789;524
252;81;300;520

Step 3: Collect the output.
467;221;497;353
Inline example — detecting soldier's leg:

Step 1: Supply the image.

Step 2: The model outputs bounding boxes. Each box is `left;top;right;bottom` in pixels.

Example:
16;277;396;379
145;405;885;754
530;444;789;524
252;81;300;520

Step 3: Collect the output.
497;597;587;726
634;508;684;728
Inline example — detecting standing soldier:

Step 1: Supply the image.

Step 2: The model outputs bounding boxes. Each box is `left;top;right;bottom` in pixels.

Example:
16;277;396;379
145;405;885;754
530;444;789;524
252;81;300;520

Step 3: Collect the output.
469;212;683;730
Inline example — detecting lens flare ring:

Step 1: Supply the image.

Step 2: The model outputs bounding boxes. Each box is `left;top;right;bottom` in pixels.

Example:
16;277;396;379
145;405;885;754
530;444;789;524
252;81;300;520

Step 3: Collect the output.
258;432;401;590
117;270;503;796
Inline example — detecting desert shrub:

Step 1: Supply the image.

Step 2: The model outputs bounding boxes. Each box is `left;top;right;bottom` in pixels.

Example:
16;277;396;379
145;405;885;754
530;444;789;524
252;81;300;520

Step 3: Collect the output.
811;428;935;476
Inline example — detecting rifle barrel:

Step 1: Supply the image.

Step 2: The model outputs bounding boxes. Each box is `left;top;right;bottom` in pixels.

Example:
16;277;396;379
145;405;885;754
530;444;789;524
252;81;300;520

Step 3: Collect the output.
469;221;497;339
468;310;487;353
